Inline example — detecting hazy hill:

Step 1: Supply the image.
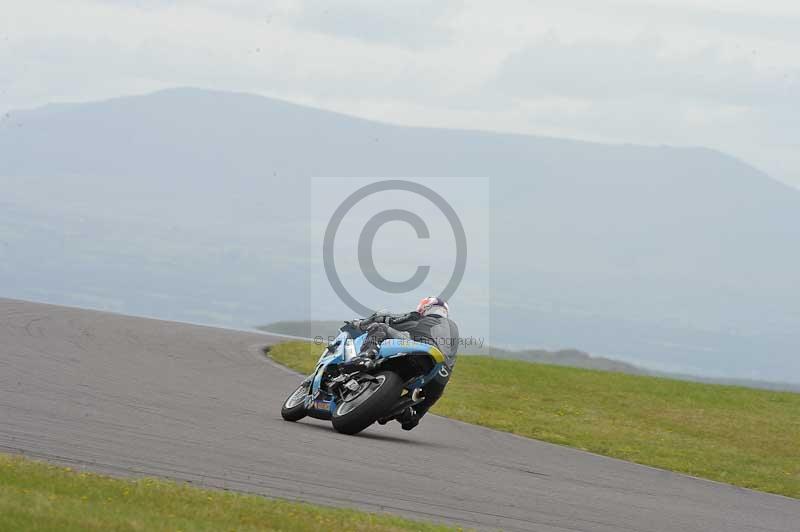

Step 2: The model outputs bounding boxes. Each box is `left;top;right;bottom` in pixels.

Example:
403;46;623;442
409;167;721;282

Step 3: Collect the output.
257;320;645;373
258;320;344;340
257;320;800;392
2;88;799;383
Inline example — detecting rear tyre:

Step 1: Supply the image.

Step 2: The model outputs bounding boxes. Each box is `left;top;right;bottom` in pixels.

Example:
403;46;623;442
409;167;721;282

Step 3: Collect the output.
281;383;308;422
331;371;403;435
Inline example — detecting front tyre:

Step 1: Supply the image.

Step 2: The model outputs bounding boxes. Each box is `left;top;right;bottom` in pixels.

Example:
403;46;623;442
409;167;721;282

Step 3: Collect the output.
331;371;403;435
281;383;308;422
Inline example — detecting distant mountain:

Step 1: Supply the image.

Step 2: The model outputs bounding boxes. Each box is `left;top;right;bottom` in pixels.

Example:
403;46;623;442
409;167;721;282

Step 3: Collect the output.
488;346;645;374
257;320;646;373
2;88;799;383
258;320;344;340
256;320;800;392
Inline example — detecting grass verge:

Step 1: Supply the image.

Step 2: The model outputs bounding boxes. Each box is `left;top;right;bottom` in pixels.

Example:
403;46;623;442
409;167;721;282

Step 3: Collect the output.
268;341;800;499
0;453;458;532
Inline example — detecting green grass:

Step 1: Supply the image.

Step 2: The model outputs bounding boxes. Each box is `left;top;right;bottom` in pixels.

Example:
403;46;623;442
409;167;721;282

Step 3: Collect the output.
269;341;800;499
0;453;458;532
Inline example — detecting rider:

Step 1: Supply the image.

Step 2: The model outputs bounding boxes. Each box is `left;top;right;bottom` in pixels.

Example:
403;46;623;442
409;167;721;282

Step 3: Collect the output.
347;296;459;431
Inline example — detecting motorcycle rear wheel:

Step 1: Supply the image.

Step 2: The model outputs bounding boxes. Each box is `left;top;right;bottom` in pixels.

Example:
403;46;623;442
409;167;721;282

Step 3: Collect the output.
331;371;402;435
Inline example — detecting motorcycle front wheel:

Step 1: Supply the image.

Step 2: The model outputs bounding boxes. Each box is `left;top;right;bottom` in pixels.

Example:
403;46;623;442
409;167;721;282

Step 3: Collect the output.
331;371;403;435
281;383;309;422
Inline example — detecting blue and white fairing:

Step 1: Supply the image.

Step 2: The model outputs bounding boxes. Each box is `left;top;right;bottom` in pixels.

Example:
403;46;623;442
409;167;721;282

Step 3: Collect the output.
303;329;447;418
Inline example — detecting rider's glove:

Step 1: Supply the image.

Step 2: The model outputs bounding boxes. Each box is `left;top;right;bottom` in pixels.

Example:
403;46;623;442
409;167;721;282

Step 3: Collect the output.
355;313;387;330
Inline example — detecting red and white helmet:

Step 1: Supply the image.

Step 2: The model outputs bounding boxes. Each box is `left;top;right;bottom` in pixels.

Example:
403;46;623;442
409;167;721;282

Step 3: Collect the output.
416;296;449;318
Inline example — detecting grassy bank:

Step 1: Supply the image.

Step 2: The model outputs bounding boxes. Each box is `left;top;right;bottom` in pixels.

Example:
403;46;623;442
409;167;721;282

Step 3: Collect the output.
269;341;800;499
0;453;457;532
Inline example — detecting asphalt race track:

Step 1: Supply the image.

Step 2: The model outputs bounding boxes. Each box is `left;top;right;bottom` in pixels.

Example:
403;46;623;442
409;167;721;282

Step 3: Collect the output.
1;298;798;531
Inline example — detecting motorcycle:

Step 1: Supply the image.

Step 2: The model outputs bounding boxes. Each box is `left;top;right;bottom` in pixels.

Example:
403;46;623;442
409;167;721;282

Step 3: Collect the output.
280;320;447;435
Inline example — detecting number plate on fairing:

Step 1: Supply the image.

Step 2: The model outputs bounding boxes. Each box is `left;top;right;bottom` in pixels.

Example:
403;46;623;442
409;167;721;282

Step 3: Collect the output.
311;399;331;411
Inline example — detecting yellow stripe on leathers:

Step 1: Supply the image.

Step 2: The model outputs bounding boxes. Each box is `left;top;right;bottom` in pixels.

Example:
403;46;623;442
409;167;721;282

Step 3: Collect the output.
428;346;446;364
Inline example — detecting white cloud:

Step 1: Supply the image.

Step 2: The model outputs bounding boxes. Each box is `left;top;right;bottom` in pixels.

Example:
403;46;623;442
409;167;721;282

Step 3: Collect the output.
1;0;798;186
496;36;794;106
290;0;463;49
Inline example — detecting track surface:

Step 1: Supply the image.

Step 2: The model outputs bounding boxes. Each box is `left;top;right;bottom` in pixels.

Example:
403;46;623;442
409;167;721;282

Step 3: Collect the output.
1;298;797;531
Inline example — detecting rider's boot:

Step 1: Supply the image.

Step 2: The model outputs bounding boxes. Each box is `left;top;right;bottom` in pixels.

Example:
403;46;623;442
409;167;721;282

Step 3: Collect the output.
340;357;374;372
340;345;378;372
397;406;419;431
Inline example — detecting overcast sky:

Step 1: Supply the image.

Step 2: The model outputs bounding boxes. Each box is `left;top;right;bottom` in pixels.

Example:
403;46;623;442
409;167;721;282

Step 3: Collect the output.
3;0;799;187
